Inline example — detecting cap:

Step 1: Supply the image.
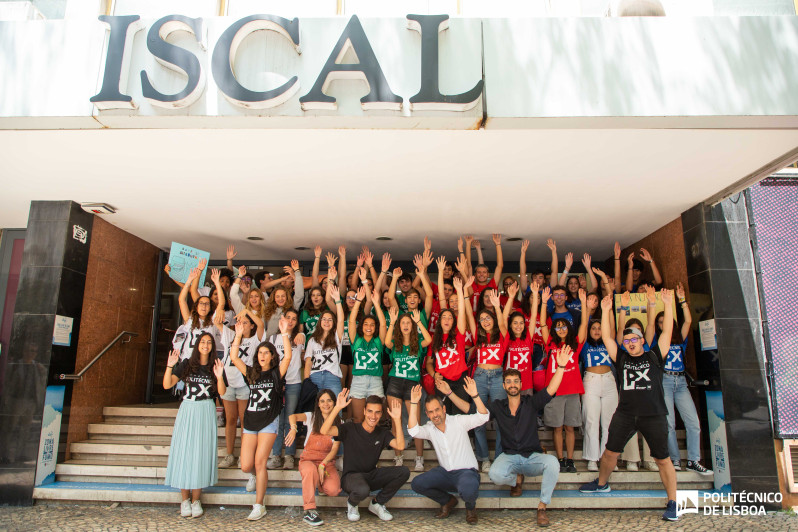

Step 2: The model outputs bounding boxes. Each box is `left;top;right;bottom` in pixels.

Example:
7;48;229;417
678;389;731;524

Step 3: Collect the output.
623;326;644;338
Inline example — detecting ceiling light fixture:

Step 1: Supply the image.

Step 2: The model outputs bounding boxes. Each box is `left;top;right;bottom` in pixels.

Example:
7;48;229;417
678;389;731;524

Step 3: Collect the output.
506;237;523;242
376;236;392;241
295;246;310;250
246;236;264;241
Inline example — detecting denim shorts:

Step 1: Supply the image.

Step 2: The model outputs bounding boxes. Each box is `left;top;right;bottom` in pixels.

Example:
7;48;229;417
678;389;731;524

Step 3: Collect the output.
221;385;249;401
243;416;280;435
350;375;384;399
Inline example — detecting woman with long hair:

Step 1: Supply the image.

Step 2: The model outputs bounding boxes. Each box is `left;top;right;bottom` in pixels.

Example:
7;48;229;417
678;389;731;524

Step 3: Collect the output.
262;260;304;337
300;286;326;341
540;287;588;473
163;333;226;518
305;279;345;396
174;268;225;361
229;317;293;521
286;389;342;526
348;283;387;424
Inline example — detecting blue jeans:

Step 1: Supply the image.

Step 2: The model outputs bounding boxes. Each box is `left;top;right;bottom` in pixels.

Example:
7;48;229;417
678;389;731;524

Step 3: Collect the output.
411;467;480;509
488;452;560;505
272;382;301;457
473;367;506;461
310;370;342;396
663;373;701;463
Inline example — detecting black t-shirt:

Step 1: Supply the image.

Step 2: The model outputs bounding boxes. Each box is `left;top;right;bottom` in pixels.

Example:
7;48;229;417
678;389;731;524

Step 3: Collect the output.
487;390;553;457
173;361;216;401
334;422;393;478
615;344;666;416
243;366;284;432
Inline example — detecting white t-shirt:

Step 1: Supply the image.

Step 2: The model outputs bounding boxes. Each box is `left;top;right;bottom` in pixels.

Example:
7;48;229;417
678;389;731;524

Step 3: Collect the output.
220;326;264;389
172;315;218;360
270;332;305;386
302;411;315;446
306;333;342;378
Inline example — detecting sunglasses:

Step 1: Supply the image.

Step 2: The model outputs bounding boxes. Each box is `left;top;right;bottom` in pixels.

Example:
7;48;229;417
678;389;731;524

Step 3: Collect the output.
622;337;641;345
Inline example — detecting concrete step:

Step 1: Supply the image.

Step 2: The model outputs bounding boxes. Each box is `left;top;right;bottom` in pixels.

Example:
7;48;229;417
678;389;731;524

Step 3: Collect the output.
34;482;724;510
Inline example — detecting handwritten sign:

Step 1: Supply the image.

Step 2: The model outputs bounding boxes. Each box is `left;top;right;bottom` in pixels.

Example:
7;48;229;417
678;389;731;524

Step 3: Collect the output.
167;242;211;288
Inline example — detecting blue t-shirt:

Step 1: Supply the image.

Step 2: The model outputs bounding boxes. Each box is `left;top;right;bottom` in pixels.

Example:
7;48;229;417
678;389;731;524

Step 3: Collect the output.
547;298;582;314
550;309;580;328
583;342;613;368
660;336;688;372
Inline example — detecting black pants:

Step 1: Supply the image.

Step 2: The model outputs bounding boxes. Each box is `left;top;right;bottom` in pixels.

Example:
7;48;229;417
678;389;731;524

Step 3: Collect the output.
342;466;410;506
437;372;473;415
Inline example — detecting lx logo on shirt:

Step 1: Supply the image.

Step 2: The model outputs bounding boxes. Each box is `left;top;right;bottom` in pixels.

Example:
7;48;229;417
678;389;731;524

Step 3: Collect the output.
355;351;380;370
623;368;651;390
248;388;272;411
511;351;530;365
436;347;458;369
482;347;502;363
312;351;335;370
394;358;419;378
188;383;211;399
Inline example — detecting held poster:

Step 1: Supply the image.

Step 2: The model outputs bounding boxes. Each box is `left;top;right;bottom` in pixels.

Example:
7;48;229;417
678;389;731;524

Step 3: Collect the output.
614;291;677;331
167;242;211;288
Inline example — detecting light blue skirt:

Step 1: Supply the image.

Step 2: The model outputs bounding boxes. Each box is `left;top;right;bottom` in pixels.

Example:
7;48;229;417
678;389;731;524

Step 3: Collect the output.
164;399;218;490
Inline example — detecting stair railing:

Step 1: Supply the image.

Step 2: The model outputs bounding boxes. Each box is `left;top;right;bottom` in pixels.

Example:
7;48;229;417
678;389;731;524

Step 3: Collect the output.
59;331;139;381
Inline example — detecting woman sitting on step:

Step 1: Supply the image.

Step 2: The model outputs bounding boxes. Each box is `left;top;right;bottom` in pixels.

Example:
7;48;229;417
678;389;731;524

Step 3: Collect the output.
229;317;293;521
285;389;342;526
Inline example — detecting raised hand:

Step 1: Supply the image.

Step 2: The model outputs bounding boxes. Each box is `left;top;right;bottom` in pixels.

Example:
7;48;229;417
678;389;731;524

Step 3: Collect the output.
198;258;208;271
556;344;573;368
278;315;290;335
325;252;337;268
412;254;423;273
167;348;179;368
422;249;434;269
676;282;686;300
614;241;621;259
521;239;529;254
488;290;501;310
621;291;631;306
387;397;403;421
541;286;551;303
464;275;475;290
463;376;477;397
328;265;337;282
546;238;556;251
328;284;340;302
606;278;616;293
338;245;346;257
564;252;574;270
381;253;392;272
234;320;245;337
457;237;464;253
660;288;673;305
388;306;399;324
356;253;365;268
164;264;172;275
434;374;452;395
424;236;432;251
530;280;540;296
601;295;613;311
314;245;322;259
436;255;447;272
411;309;421;324
291;259;299;271
212;358;224;379
226;245;237;261
592;266;606;279
645;284;656;304
283;265;293;276
392;266;402;278
210;268;221;285
627;252;635;267
410;384;423;404
578;288;587;303
492;233;502;245
238;265;247;278
454;255;468;275
587;295;598;310
363;249;374;267
639;248;653;263
240;278;251;294
187;267;201;283
358;267;368;283
452;276;463;293
582;253;592;269
507;281;519;300
474;239;482;250
464;235;474;248
335;389;351;411
356;285;366;302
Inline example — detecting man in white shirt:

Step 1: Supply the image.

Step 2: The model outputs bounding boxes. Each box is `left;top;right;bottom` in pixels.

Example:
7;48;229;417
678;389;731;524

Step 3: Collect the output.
408;376;488;525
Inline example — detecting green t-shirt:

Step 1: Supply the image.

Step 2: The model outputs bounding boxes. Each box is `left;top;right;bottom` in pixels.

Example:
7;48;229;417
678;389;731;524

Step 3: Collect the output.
396;293;409;314
388;343;424;382
300;310;321;344
352;336;384;377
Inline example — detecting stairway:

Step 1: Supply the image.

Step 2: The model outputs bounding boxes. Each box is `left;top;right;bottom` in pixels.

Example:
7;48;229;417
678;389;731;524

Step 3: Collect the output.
34;404;718;509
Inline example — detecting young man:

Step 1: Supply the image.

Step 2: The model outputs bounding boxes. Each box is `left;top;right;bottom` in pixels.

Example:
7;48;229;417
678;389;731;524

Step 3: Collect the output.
579;290;680;521
548;285;581;328
467;234;504;311
409;377;488;525
445;348;575;527
320;392;410;522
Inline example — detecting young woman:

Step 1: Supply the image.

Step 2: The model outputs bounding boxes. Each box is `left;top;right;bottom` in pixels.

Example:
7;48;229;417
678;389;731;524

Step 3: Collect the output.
505;281;543;397
286;390;342;526
300;286;326;341
216;309;265;469
305;282;345;395
174;268;225;361
348;284;387;423
229;318;293;521
645;284;711;475
268;309;306;470
163;333;225;518
385;306;433;471
263;260;304;337
581;309;617;472
471;288;512;472
540;287;588;473
230;266;267;324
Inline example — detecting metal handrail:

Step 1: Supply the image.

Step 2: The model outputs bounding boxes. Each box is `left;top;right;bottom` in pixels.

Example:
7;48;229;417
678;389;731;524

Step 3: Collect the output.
59;331;139;381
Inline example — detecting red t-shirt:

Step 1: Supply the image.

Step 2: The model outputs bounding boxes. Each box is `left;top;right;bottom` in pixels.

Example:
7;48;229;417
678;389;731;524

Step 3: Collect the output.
505;336;534;391
470;278;497;311
499;294;523;312
427;300;442;333
433;331;468;380
543;339;584;396
474;332;510;366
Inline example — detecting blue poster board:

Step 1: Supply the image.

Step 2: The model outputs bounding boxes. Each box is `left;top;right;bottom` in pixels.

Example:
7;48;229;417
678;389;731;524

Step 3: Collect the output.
36;385;65;486
705;390;732;492
167;242;211;288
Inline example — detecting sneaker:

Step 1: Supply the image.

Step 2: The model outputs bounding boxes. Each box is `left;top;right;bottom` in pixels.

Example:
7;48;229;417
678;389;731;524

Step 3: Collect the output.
559;457;567;473
626;461;639;471
191;500;203;518
335;456;344;471
579;478;611;493
304;509;324;526
283;455;295;470
481;460;491;473
587;460;598;472
368;500;393;521
267;455;283;470
672;460;682;471
663;499;678;521
394;455;404;467
347;501;360;522
686;460;712;476
219;454;236;468
536;416;545;428
566;458;576;473
180;499;192;518
246;473;256;492
643;460;659;472
415;456;424;472
247;504;266;521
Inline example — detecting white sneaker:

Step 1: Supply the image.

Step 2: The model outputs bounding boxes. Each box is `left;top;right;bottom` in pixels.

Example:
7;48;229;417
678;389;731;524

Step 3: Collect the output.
414;456;424;471
347;501;360;522
283;455;295;469
394;455;404;467
190;500;203;518
219;454;236;468
673;460;682;471
267;455;283;469
180;499;192;517
643;460;659;472
247;504;266;521
587;460;598;472
481;460;491;473
246;473;256;492
368;500;393;521
626;461;639;471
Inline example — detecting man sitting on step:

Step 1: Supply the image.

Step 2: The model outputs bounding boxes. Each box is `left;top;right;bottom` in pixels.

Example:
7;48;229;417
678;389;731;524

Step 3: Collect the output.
409;377;488;525
443;347;574;528
320;392;410;522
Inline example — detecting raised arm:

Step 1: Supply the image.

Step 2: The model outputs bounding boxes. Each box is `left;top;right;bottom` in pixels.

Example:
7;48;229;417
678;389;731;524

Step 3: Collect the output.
592;267;611;298
489;291;508;337
311;246;322;288
320;389;350;437
226;245;236;272
577;288;588;343
417;251;434;317
374;253;391;294
676;282;692;341
412;309;432;348
625;252;635;292
644;284;657;346
372;288;387;342
178;267;201;322
386;397;405;451
539;286;551;344
163;349;181;389
492;233;504;284
408;385;423;430
384;306;398;350
613;241;623;293
363;247;378;287
616;291;631;344
229;322;249;375
357;268;374;315
189;257;205;302
547;238;559;287
528;281;540;338
464;235;474;277
277;317;293;378
291;260;304;310
387;267;401;310
328;284;345;342
658;289;675;357
639;248;663;286
337;245;347;290
209;268;225;320
474;239;484;266
545;344;572;396
519;239;529;293
229;265;247;315
503;282;518;322
558;252;573;286
582;254;598;292
436;255;447;308
349;286;366;344
453;277;467;335
600;296;619;362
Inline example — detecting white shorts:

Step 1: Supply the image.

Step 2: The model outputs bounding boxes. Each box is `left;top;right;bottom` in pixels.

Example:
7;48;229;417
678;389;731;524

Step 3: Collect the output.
221;385;249;401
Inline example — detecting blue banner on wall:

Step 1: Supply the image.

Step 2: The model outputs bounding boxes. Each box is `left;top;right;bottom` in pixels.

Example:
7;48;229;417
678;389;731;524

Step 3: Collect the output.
705;390;732;492
35;385;65;486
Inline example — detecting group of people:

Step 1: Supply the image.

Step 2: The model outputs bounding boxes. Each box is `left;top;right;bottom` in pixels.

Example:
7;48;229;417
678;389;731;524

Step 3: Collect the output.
162;236;712;525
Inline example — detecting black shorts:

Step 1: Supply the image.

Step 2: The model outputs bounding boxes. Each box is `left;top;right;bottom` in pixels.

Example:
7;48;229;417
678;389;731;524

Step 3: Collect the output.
340;344;354;365
605;410;669;459
385;376;417;401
